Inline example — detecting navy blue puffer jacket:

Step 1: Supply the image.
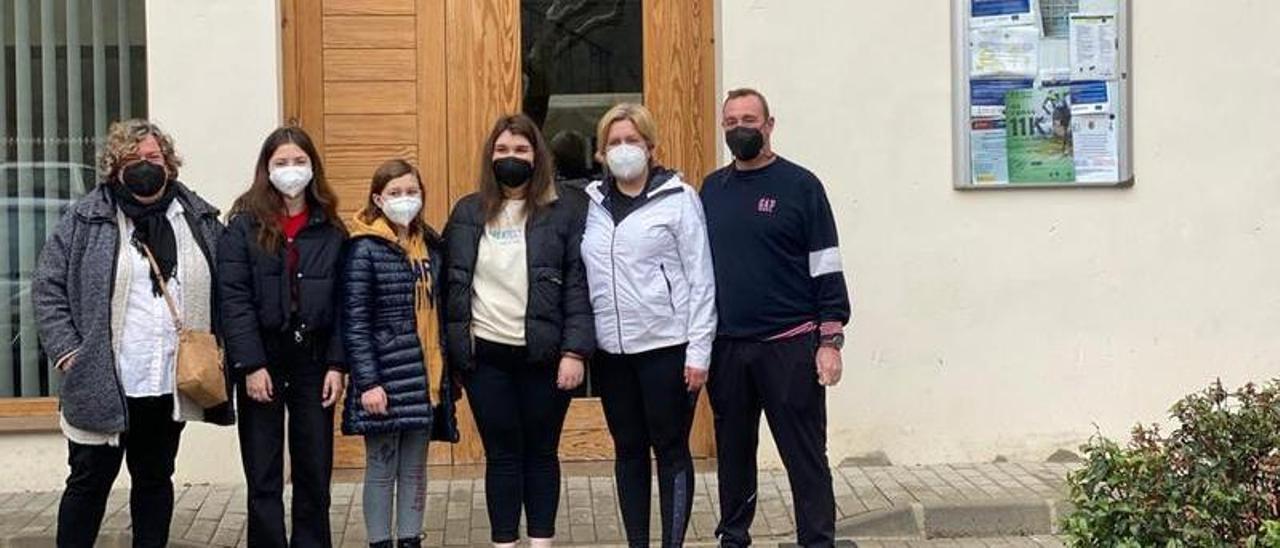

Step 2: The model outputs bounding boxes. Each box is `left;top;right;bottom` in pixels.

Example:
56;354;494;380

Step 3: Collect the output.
340;233;458;440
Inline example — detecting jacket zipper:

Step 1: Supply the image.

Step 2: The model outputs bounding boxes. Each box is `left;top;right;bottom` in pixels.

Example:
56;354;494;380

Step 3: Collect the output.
520;208;534;359
393;242;425;344
284;214;331;334
660;263;675;314
608;219;625;354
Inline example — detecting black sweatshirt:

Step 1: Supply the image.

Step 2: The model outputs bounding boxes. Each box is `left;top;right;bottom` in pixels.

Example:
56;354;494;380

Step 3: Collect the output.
700;156;851;339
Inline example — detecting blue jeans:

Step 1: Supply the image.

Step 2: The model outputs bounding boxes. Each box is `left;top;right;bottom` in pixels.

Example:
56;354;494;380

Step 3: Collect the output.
362;429;430;542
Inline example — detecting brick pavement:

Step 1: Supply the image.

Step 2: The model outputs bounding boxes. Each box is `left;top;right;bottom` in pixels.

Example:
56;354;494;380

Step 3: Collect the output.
854;538;1066;547
0;462;1077;546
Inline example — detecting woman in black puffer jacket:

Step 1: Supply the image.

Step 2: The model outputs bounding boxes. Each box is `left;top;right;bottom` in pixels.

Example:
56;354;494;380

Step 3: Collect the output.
219;126;347;548
342;159;458;548
443;114;594;547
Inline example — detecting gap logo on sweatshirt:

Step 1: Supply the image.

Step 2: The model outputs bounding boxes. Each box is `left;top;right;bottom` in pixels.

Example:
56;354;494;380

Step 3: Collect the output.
757;196;778;215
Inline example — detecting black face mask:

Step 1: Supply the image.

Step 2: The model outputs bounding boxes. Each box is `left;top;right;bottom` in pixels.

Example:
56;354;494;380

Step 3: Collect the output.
725;126;766;162
119;161;168;198
493;157;534;188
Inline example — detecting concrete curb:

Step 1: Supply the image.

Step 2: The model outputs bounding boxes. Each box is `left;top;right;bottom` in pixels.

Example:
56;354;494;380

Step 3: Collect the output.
837;497;1072;539
0;533;208;548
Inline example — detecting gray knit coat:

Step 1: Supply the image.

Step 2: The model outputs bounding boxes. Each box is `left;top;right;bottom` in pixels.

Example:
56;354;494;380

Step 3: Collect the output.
33;182;233;433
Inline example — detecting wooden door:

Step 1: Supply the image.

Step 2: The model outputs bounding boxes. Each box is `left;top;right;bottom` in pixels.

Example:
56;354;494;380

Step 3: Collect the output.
281;0;716;467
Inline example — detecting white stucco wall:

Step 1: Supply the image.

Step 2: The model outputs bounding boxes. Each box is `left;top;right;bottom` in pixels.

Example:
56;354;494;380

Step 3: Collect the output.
719;0;1280;465
0;0;281;491
147;0;283;216
147;0;282;488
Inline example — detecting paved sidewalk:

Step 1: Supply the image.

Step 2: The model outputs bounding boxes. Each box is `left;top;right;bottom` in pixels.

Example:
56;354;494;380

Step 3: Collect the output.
855;539;1066;547
0;462;1077;546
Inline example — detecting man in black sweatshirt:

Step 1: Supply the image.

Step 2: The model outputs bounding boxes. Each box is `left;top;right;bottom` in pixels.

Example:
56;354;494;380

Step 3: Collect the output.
700;88;851;548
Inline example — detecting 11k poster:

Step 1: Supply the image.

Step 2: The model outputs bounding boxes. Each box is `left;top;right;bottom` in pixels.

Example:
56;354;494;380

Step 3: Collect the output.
1004;87;1075;183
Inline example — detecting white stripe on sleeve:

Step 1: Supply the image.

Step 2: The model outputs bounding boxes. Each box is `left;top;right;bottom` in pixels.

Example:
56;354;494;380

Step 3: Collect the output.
809;247;843;277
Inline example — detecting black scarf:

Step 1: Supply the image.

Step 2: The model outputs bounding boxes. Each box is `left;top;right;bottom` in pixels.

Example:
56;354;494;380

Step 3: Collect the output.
111;182;179;296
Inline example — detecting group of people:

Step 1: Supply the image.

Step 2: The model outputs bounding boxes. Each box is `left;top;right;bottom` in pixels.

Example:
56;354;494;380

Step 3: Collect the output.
34;88;851;548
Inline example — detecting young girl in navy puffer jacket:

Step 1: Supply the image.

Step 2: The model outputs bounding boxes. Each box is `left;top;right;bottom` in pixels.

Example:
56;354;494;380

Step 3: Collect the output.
341;158;458;548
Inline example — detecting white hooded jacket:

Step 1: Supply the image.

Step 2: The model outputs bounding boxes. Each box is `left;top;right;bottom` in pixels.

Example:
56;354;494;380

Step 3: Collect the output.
581;170;717;369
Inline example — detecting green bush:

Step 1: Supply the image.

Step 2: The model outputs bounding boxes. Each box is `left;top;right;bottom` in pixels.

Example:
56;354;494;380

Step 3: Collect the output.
1062;380;1280;547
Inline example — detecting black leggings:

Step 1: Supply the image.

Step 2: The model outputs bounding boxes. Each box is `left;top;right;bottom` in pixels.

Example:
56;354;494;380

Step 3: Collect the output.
595;343;697;548
464;339;572;543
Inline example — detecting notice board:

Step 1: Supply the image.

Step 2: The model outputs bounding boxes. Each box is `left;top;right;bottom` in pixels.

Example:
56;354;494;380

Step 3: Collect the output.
952;0;1133;189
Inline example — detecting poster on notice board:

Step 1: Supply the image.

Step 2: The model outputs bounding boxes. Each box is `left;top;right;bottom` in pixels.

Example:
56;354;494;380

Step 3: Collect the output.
971;0;1040;29
1071;114;1119;182
971;118;1010;184
1004;87;1075;183
1069;14;1118;81
970;26;1041;78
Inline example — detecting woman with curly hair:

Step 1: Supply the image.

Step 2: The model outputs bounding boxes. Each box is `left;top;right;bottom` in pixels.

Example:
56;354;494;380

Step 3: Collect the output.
34;119;231;547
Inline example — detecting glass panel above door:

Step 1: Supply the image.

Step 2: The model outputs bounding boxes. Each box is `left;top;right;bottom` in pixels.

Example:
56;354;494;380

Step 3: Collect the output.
521;0;643;188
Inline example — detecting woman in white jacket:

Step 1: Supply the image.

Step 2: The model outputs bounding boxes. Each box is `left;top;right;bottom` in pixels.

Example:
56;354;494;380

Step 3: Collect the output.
580;103;716;548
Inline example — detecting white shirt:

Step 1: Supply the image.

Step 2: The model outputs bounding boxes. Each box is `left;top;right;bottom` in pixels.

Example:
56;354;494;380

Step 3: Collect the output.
117;201;184;397
472;199;529;346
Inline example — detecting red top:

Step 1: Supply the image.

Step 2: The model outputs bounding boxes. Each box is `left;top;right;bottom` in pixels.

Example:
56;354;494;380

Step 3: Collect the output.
281;207;309;240
281;207;309;318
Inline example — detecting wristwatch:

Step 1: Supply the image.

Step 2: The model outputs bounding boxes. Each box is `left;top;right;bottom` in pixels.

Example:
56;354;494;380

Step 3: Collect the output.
819;333;845;351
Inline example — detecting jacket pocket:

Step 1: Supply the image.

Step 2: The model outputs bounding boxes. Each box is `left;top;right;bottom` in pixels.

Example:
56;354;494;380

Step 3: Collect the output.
529;268;563;322
255;272;284;329
56;345;117;429
58;351;85;398
298;276;336;330
444;266;471;297
659;263;676;315
538;268;563;286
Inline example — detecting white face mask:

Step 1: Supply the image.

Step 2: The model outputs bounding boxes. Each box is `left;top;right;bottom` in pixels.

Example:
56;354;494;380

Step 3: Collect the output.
606;143;648;182
269;165;313;198
381;195;423;228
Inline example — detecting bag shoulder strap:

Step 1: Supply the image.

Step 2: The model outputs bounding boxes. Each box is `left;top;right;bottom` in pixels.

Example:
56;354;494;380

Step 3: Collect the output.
138;242;183;332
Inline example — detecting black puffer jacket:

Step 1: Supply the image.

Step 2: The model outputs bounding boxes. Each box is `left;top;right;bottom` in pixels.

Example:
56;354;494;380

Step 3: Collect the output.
217;209;346;374
340;234;458;441
442;184;595;371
